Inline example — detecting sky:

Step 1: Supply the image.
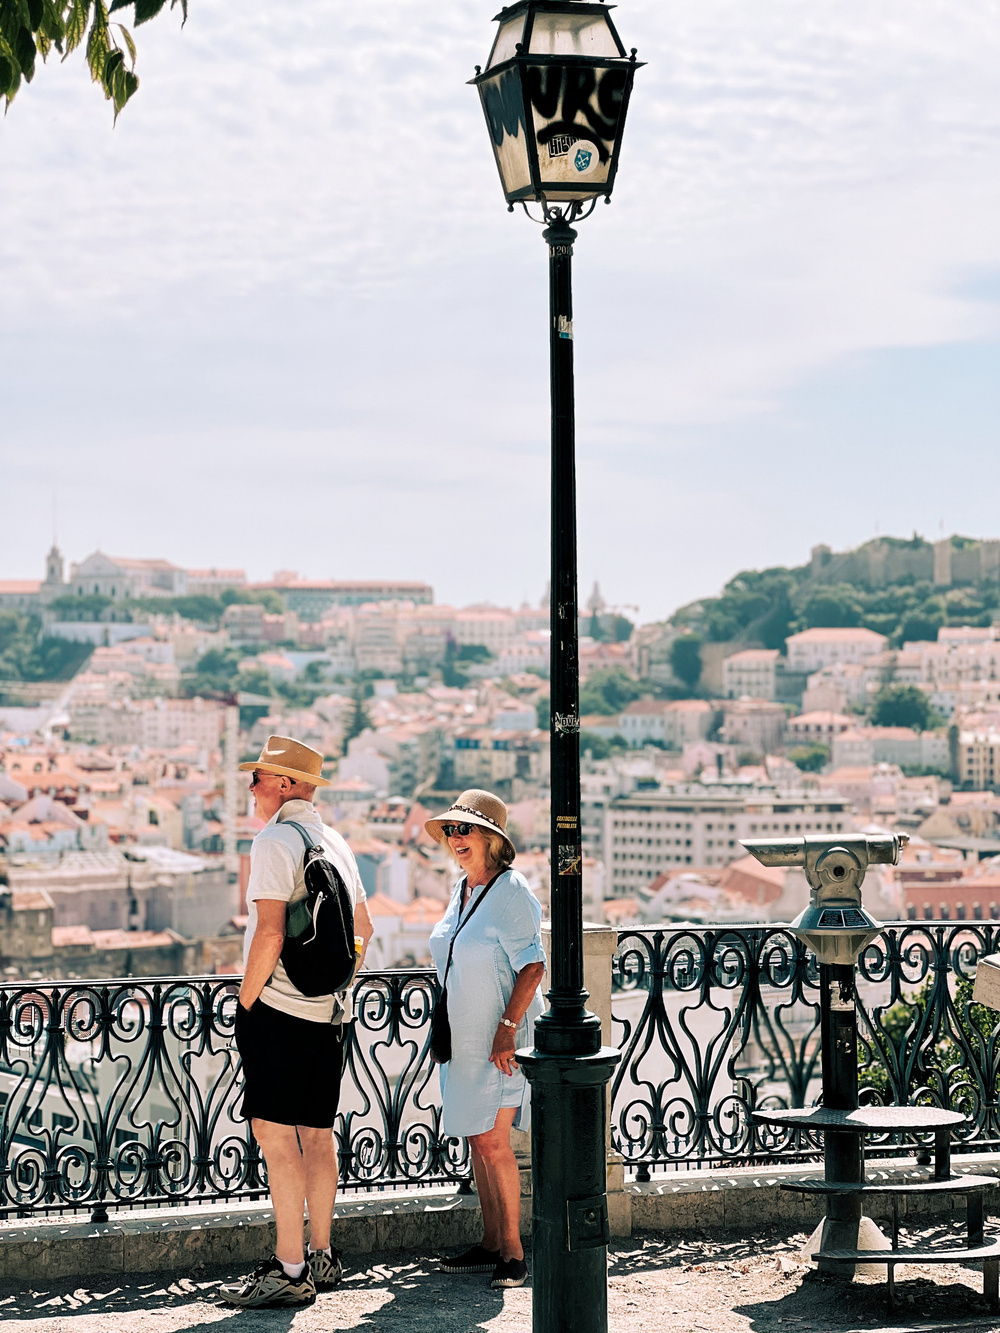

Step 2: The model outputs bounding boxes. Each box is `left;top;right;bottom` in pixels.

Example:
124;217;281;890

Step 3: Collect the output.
2;0;999;623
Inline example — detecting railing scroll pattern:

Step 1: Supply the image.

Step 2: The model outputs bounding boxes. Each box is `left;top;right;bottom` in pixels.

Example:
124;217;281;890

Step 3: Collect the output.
0;968;468;1221
612;922;1000;1179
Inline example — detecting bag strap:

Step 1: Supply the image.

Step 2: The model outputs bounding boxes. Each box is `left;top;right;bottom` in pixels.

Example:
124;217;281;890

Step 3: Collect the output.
440;870;503;994
282;820;315;852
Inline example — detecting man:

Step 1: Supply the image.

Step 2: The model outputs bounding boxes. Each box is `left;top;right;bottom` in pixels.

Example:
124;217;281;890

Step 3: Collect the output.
220;735;373;1309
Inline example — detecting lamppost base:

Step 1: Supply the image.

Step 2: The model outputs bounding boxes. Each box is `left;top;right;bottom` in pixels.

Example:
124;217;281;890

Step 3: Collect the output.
519;1046;620;1333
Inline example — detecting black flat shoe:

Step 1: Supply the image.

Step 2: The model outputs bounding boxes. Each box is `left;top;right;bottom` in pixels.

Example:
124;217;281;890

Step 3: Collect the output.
491;1256;528;1289
440;1244;501;1274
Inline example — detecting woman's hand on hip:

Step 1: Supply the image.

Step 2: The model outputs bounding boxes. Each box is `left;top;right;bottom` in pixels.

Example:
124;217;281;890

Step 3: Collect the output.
489;1025;518;1076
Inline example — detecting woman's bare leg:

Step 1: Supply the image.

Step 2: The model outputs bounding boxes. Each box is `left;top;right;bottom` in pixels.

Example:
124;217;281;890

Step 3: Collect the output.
467;1108;521;1261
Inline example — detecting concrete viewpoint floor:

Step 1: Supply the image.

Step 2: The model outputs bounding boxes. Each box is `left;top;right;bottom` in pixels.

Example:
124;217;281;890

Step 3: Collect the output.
3;1226;1000;1333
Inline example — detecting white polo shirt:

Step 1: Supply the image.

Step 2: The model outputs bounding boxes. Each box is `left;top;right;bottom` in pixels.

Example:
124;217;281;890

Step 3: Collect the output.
244;798;366;1024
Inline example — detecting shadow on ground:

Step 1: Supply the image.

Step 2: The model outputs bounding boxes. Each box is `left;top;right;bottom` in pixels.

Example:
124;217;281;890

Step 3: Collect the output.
0;1252;513;1332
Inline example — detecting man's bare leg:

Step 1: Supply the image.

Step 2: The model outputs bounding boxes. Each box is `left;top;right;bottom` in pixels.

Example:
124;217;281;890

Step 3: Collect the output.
298;1125;338;1251
252;1118;307;1266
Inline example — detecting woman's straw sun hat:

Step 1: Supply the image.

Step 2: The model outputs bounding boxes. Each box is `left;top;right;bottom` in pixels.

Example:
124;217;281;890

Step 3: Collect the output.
425;788;515;862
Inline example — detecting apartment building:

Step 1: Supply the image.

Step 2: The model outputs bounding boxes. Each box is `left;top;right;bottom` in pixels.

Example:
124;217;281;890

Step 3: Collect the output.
785;628;888;674
605;785;854;895
722;649;780;700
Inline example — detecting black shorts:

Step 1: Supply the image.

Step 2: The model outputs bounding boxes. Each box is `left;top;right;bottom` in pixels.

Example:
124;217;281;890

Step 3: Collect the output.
235;999;346;1128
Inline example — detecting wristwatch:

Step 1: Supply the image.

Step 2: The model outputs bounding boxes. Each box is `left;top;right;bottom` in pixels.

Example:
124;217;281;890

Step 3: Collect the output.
499;1017;517;1029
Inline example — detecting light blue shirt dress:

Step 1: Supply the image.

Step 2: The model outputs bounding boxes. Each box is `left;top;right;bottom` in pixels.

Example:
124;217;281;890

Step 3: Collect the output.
429;868;547;1138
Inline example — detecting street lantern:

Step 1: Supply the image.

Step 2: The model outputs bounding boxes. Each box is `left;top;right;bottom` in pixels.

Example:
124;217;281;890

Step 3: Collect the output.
471;6;642;1333
470;1;641;205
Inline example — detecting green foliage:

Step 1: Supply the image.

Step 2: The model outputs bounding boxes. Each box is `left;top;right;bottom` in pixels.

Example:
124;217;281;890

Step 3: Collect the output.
871;684;934;731
580;731;629;759
0;0;182;119
802;584;862;628
788;743;829;772
677;569;798;648
579;667;643;717
188;646;242;696
344;689;371;744
455;643;493;663
220;586;286;615
670;542;1000;653
859;977;996;1109
536;694;550;730
670;633;703;691
0;612;92;682
48;593;112;621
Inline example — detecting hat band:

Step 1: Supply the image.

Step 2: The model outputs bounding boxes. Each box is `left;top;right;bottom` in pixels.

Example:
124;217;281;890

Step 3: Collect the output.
451;803;505;834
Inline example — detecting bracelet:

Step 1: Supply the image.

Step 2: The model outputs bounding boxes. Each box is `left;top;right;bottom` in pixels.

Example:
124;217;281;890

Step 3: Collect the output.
499;1017;516;1029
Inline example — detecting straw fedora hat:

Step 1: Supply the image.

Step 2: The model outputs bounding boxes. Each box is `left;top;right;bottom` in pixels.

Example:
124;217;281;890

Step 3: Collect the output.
238;735;331;787
425;789;515;862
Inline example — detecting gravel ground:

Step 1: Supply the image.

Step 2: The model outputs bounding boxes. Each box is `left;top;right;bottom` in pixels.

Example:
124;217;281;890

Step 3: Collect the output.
2;1223;999;1333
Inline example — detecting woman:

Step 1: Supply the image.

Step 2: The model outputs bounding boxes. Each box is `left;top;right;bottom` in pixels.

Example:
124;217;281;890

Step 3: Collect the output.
426;789;546;1291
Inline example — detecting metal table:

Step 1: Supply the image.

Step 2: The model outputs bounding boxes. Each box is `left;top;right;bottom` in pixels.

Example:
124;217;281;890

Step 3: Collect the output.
754;1106;999;1310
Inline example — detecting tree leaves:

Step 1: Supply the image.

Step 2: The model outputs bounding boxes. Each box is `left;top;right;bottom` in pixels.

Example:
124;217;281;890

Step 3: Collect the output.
63;0;90;55
2;0;181;115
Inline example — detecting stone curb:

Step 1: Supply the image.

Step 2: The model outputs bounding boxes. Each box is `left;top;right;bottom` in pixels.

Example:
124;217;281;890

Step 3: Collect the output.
629;1152;1000;1234
0;1188;484;1281
2;1153;997;1282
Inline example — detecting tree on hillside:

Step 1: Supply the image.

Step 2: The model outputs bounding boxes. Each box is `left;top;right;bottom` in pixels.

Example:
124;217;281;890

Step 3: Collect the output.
579;667;643;716
788;744;829;773
802;585;863;628
1;0;185;120
344;688;371;745
670;634;702;692
871;685;933;731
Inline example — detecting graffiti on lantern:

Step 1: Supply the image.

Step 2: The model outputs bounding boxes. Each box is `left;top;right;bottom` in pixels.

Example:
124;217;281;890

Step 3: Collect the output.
526;65;627;162
482;62;627;192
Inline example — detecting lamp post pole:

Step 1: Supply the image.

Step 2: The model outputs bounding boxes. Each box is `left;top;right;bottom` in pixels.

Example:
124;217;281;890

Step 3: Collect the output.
518;203;620;1333
468;9;643;1327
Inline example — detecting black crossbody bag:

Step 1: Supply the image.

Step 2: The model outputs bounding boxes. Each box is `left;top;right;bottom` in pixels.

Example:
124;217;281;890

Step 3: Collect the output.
429;871;502;1065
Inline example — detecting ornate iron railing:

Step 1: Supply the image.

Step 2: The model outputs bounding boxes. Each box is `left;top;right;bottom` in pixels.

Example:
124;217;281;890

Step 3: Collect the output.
612;922;1000;1179
5;922;999;1217
0;969;469;1221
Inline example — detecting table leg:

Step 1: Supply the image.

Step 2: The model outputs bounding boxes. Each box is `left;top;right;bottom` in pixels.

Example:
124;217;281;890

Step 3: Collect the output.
933;1128;951;1181
968;1190;984;1247
984;1258;999;1311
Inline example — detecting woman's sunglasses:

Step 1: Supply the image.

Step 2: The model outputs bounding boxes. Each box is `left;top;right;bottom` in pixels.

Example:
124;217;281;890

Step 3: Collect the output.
440;822;475;839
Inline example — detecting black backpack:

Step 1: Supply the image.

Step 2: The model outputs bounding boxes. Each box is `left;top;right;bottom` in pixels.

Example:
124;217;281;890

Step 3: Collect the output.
278;822;357;999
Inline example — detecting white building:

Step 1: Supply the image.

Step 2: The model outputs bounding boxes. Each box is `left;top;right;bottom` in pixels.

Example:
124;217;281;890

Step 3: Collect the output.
605;784;855;896
618;698;713;749
722;649;780;700
785;627;888;674
68;552;188;601
720;698;786;754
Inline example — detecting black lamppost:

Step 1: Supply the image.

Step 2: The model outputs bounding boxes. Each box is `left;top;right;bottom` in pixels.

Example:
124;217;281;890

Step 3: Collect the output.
470;8;642;1332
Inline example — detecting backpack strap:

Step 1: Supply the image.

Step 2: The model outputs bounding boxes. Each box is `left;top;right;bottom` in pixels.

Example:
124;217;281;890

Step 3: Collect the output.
282;820;316;853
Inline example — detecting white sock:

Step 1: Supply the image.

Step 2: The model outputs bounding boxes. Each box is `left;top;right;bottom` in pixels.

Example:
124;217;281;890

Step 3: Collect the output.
309;1246;332;1257
280;1258;306;1279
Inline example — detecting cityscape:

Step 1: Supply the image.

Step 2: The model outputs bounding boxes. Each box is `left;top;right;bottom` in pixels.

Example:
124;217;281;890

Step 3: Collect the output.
3;531;1000;981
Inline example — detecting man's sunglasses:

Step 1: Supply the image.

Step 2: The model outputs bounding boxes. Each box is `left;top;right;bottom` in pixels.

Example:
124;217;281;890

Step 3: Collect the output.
440;822;475;839
249;770;270;787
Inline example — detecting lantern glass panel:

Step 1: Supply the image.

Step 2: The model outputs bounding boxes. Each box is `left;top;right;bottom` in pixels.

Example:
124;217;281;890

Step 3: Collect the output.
480;66;533;196
488;15;525;68
528;11;620;57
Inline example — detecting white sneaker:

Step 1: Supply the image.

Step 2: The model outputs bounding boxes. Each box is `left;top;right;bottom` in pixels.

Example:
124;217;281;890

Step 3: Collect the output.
309;1246;344;1291
219;1254;316;1307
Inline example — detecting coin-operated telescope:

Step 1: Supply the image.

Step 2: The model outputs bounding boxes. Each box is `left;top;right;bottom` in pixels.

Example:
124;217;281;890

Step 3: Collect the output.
741;833;908;964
